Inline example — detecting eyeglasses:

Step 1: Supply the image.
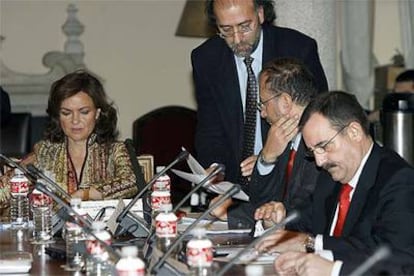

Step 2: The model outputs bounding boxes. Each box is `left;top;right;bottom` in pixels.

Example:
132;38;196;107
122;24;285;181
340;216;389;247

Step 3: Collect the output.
217;21;254;39
305;124;349;157
256;93;281;111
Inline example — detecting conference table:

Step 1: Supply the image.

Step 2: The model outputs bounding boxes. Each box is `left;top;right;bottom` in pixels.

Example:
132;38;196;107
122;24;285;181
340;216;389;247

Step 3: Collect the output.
0;223;275;275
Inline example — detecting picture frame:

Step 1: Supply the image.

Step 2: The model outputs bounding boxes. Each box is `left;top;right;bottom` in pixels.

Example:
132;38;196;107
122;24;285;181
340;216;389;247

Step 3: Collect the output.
137;154;154;183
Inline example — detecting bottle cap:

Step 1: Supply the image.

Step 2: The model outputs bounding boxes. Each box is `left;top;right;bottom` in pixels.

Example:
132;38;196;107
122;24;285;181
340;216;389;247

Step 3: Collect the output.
121;246;138;257
159;203;173;212
92;220;106;231
190;227;206;237
14;168;23;175
245;264;264;276
70;197;82;206
156;166;166;174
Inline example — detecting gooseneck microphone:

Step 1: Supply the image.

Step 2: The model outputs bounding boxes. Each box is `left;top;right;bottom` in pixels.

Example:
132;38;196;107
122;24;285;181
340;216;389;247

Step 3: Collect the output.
172;163;225;213
150;184;241;274
26;164;71;201
35;181;121;263
0;153;36;180
142;164;225;260
349;245;391;276
115;149;189;238
216;211;300;276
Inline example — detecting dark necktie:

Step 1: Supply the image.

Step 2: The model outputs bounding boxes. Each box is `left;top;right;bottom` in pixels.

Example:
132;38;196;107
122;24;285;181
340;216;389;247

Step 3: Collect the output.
239;56;257;185
333;183;353;237
283;148;297;199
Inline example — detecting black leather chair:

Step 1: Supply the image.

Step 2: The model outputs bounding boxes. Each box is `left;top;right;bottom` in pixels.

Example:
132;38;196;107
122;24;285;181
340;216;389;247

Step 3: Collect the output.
133;106;197;204
0;112;32;158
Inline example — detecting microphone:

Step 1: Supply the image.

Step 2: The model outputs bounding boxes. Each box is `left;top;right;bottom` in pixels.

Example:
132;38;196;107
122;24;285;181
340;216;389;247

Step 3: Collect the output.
142;164;225;260
216;211;300;276
349;245;391;276
150;184;241;275
26;164;71;201
0;153;36;180
35;181;121;263
115;149;189;238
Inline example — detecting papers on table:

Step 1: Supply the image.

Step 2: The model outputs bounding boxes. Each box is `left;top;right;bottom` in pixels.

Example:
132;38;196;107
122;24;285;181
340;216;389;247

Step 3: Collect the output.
171;151;249;201
80;198;143;221
214;248;279;265
178;216;251;234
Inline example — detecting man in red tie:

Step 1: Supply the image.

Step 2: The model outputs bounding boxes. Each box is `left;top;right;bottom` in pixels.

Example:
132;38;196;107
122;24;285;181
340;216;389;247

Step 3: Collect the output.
209;58;321;228
255;91;414;273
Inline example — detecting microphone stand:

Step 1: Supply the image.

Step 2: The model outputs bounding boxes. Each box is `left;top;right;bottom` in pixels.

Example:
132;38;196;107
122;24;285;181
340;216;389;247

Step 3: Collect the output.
150;184;241;274
117;150;188;221
349;245;391;276
142;164;225;260
27;164;71;201
216;211;300;276
35;181;121;264
0;153;37;181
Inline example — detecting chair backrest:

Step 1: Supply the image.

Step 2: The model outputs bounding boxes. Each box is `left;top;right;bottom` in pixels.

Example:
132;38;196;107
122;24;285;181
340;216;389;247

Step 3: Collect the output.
133;106;197;204
0;112;32;158
133;106;197;166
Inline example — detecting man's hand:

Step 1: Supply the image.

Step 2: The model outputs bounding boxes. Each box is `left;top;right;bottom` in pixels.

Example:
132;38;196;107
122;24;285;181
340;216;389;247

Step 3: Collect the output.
262;115;299;163
208;195;233;221
254;201;286;226
240;154;258;178
255;229;308;253
275;252;334;276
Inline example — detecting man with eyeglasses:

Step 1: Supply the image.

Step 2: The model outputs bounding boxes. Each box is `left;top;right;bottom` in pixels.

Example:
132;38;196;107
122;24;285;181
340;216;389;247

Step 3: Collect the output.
253;91;414;274
191;0;327;200
210;58;322;229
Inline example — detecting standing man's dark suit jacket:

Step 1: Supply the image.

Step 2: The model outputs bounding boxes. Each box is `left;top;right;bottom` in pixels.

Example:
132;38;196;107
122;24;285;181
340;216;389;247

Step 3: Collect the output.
227;138;321;228
288;143;414;263
191;25;328;184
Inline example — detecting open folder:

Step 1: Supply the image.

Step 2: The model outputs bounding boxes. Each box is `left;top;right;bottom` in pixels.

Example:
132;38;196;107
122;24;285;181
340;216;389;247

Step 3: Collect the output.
171;152;249;201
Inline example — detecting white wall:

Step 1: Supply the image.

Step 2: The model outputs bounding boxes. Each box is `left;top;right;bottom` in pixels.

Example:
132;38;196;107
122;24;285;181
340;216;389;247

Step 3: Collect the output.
0;0;402;139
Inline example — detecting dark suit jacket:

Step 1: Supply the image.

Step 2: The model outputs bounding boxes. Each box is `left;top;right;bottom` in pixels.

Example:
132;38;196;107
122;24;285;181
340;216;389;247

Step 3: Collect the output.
1;86;11;126
191;25;328;184
226;139;321;228
289;143;414;263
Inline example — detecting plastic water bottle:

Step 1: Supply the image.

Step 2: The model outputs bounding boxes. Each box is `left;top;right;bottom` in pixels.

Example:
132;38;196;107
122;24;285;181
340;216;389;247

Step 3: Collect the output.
115;246;145;276
64;198;87;271
153;166;171;192
86;221;113;276
9;168;29;228
151;190;171;222
30;186;53;243
186;228;213;276
155;204;177;253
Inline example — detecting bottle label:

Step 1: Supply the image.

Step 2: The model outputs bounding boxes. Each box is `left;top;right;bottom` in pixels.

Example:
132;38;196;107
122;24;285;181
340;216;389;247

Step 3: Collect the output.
86;237;111;255
153;175;171;191
151;192;171;211
10;179;29;194
186;243;213;267
30;192;52;207
155;219;177;237
116;268;145;276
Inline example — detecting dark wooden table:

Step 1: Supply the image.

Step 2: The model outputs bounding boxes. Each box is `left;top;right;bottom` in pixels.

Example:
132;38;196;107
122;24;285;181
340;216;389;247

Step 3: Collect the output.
0;225;71;275
0;224;275;275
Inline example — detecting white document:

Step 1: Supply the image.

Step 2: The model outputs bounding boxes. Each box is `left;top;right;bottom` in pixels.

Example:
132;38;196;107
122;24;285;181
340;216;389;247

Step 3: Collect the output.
80;198;143;222
171;152;249;201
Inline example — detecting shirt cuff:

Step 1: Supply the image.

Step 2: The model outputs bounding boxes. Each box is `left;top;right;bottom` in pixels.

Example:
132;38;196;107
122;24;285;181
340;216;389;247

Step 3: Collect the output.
331;261;343;276
315;234;324;251
257;160;274;175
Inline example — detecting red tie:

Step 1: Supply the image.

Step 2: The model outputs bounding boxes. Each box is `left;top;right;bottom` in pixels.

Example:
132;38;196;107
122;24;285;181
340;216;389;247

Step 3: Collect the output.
333;183;353;237
283;149;297;198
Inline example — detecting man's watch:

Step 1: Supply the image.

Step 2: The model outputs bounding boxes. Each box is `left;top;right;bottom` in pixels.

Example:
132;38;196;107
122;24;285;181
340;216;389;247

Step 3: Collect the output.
304;234;315;253
258;151;276;166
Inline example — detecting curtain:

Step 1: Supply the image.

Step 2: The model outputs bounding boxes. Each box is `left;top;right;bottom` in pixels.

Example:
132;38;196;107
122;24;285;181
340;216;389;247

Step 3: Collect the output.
399;0;414;68
341;1;375;109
